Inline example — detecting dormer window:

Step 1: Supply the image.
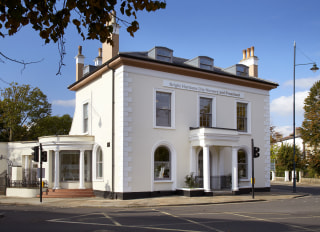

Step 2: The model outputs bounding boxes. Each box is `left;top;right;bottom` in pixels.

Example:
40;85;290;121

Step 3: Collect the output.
224;64;249;77
236;65;249;77
185;56;214;71
148;47;173;63
199;57;213;70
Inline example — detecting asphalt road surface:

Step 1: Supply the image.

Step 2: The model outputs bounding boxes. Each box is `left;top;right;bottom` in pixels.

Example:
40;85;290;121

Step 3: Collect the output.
0;184;320;232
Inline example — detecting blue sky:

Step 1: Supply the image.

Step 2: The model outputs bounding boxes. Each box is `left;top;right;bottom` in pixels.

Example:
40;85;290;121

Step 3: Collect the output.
1;0;320;137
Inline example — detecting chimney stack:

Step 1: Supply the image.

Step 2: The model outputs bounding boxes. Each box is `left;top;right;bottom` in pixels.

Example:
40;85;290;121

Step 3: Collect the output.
239;46;258;77
94;48;102;66
102;11;120;64
75;46;85;81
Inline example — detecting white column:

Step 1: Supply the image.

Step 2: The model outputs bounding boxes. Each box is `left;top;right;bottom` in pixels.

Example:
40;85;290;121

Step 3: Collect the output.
232;147;239;192
24;156;29;181
53;150;60;189
271;171;276;181
79;150;85;189
299;171;303;183
285;171;289;181
203;146;210;192
190;146;197;174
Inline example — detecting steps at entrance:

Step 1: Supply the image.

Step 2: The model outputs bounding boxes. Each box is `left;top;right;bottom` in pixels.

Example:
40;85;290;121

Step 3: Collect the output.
38;188;95;198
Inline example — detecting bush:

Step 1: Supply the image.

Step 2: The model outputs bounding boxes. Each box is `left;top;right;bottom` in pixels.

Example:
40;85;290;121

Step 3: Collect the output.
184;173;198;188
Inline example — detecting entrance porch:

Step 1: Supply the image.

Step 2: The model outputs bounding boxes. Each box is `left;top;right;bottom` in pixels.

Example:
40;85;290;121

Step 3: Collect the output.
189;127;252;193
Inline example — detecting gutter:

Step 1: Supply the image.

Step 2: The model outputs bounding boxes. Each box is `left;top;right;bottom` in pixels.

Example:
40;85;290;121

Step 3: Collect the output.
107;63;116;199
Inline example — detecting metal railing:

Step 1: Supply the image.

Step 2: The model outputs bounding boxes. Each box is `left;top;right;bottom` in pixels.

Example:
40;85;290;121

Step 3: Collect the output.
7;179;48;188
195;175;232;190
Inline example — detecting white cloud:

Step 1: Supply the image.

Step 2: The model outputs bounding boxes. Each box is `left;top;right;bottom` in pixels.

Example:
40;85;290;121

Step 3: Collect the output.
284;76;320;89
52;99;75;107
270;91;309;117
274;125;293;137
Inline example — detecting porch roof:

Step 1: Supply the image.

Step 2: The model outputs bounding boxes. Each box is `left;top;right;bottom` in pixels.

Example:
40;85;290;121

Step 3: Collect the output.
189;127;240;147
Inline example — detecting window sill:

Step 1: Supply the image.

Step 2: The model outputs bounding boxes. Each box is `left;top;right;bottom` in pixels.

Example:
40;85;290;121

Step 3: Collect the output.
93;178;104;182
154;180;173;183
238;132;251;135
154;126;175;130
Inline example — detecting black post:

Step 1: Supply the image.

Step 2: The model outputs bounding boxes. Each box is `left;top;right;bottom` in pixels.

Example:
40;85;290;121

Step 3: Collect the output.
251;138;255;199
39;143;43;203
293;41;297;193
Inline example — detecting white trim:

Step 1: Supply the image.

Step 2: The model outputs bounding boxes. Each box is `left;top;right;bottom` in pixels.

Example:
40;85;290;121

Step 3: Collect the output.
235;100;251;134
153;88;175;129
151;141;176;191
122;66;269;96
197;94;216;127
82;100;90;134
237;145;252;181
92;144;104;182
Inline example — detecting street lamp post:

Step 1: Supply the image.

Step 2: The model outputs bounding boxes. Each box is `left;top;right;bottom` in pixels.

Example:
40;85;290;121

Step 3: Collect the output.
293;41;319;193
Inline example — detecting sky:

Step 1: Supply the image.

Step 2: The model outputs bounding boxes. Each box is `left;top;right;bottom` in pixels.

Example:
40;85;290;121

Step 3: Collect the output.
1;0;320;137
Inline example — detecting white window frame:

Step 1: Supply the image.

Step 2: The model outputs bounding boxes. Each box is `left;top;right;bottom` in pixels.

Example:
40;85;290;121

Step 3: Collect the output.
197;94;216;128
235;100;251;134
153;146;171;181
153;88;175;129
151;141;176;191
83;102;89;134
92;144;104;181
237;146;252;182
96;146;103;179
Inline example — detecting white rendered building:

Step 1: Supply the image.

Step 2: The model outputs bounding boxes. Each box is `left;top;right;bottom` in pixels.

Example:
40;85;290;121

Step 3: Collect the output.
0;26;278;199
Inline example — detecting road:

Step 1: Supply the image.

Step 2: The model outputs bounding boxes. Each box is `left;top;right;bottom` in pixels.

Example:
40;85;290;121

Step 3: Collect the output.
0;184;319;232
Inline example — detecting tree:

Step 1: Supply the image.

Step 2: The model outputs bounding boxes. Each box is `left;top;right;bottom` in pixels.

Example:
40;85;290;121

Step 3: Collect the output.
28;114;73;139
275;143;303;175
0;82;51;141
301;80;320;152
0;0;166;74
270;126;283;144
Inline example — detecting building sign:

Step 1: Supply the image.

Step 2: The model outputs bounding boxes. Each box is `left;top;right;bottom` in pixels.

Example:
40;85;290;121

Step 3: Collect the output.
163;80;244;98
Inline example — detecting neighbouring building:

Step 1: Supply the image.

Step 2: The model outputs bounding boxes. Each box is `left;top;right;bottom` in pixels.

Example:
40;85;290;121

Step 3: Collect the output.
0;20;278;199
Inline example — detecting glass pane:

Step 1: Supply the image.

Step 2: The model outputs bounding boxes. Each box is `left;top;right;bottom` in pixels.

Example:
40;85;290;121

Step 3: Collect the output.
238;149;247;178
238;164;247;178
154;146;170;180
96;147;103;178
156;92;171;127
83;103;88;132
200;97;212;127
238;150;246;163
60;151;80;181
237;102;247;132
85;150;92;181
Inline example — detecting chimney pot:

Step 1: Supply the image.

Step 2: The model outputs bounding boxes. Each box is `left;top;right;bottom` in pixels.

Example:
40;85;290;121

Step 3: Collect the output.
242;49;246;60
247;48;251;58
98;48;102;57
94;48;103;66
251;46;254;57
78;46;82;55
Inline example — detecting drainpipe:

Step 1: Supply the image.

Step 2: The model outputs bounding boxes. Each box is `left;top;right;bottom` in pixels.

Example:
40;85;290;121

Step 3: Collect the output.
107;64;115;199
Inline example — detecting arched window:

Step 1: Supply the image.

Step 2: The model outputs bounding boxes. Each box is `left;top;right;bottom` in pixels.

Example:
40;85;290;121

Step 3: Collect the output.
238;149;247;179
154;146;171;180
96;146;103;179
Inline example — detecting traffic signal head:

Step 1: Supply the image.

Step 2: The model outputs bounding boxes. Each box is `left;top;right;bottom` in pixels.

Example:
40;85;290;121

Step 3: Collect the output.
253;146;260;158
41;151;47;162
32;146;39;162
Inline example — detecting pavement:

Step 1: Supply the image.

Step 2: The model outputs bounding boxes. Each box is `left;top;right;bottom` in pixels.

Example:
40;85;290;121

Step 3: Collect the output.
0;183;310;209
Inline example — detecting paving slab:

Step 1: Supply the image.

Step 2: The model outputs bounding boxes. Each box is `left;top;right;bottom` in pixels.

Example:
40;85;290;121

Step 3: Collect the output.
0;189;305;208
